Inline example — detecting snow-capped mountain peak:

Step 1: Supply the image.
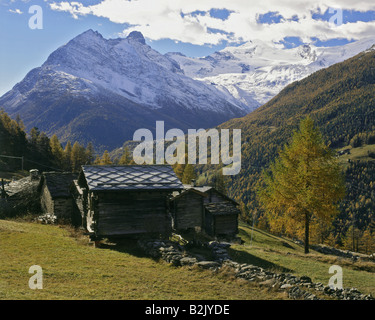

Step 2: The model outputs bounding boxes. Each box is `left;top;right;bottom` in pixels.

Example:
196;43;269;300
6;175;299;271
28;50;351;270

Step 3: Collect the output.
296;44;317;62
167;37;375;106
36;29;250;113
126;31;146;44
0;30;252;149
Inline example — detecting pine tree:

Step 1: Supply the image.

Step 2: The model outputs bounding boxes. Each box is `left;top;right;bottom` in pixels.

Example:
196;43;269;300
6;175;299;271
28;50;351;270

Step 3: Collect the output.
15;114;25;132
342;226;362;252
118;147;131;165
29;127;40;144
36;132;51;154
94;155;101;165
360;228;374;254
182;164;196;184
173;163;185;182
324;233;337;248
239;200;251;224
50;134;64;167
100;150;112;165
85;142;95;165
212;169;228;195
71;142;84;172
63;141;72;171
258;117;346;254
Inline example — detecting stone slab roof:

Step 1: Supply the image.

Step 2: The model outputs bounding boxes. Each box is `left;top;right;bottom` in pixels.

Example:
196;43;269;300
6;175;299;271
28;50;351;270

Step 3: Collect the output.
81;165;183;191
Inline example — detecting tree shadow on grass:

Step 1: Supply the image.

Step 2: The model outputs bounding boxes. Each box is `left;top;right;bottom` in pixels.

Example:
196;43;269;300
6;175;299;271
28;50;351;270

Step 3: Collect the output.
239;227;298;251
228;247;294;274
241;227;282;242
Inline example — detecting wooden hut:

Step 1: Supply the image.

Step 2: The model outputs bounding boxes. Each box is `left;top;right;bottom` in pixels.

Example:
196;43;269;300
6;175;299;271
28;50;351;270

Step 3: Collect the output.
38;172;78;219
73;165;183;239
170;188;207;232
172;183;240;237
200;187;240;237
204;202;240;237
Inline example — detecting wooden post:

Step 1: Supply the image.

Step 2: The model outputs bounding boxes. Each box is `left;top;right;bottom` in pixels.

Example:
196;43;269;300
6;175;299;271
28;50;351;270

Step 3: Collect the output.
1;179;4;198
1;179;7;199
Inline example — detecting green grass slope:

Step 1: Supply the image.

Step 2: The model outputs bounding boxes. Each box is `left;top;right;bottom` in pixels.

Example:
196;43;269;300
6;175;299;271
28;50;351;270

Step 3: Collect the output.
0;219;284;300
337;144;375;167
1;219;374;299
231;222;375;296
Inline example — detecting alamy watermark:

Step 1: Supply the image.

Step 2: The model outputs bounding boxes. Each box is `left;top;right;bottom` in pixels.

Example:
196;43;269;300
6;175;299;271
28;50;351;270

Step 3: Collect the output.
132;121;241;175
329;7;343;27
28;265;43;289
328;265;343;290
28;5;43;30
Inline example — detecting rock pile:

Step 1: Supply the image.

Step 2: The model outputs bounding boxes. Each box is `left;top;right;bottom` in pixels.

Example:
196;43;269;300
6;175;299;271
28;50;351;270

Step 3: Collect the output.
222;260;374;300
0;177;40;217
137;238;374;301
35;213;57;224
137;239;187;266
137;239;228;269
208;241;231;262
138;239;234;266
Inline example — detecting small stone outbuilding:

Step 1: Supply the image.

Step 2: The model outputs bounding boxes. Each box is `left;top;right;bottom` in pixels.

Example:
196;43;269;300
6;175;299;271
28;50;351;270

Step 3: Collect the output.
38;172;77;219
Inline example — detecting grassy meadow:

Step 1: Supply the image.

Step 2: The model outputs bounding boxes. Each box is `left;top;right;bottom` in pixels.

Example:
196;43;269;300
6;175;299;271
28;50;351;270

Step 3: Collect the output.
0;218;374;300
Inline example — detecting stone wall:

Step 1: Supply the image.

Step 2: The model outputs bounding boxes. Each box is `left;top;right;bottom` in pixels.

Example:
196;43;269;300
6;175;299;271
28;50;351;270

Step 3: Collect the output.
311;244;375;262
137;239;374;301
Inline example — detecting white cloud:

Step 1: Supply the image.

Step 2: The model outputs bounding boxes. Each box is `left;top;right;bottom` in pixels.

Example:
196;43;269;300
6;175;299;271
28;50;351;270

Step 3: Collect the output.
49;0;375;45
9;8;23;14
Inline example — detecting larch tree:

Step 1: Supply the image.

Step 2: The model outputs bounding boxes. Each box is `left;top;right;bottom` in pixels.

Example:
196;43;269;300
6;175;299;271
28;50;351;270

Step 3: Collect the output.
100;150;112;165
50;134;64;166
63;141;72;171
85;142;95;165
172;143;188;182
118;147;132;165
71;142;85;172
182;164;196;184
29;127;40;144
173;163;185;181
212;168;229;195
258;117;346;254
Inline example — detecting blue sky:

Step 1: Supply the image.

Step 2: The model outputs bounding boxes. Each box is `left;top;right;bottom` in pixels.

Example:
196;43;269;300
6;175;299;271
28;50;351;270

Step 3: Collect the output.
1;0;375;96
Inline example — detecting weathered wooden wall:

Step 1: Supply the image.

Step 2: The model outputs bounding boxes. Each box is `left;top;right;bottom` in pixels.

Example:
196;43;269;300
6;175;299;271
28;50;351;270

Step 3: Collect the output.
54;198;74;219
204;210;238;236
204;208;214;236
92;191;171;237
214;214;238;236
172;192;203;231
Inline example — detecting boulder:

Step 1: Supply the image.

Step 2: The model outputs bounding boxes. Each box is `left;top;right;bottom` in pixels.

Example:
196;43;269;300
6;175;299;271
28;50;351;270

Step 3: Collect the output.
197;261;220;269
180;257;198;266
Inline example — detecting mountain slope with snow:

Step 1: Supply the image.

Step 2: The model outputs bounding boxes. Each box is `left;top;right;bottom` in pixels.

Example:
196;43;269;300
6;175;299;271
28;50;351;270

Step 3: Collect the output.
0;30;250;149
166;38;375;106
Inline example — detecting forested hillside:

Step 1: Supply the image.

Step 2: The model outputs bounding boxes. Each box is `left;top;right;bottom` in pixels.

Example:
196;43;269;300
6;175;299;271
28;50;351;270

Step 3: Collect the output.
209;49;375;250
0;110;57;173
0;109;137;175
